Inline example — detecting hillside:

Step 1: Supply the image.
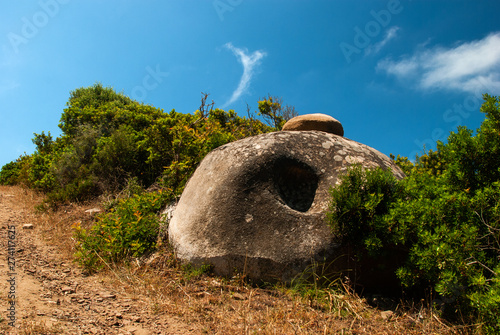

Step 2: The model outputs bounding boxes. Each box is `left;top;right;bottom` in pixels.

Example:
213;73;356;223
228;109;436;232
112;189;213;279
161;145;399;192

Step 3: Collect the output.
0;185;462;334
2;85;500;333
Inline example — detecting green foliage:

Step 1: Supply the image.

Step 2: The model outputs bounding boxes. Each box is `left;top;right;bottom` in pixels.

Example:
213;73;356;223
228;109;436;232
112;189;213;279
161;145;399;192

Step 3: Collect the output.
73;190;172;272
58;83;158;137
33;131;54;154
327;165;403;255
0;161;21;185
180;263;214;282
257;94;298;130
92;125;142;192
1;83;275;203
47;125;101;201
327;94;500;333
468;265;500;333
390;153;414;176
28;152;57;192
0;83;281;273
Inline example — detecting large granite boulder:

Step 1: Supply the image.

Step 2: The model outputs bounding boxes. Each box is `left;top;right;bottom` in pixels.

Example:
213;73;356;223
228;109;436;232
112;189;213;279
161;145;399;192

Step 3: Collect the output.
168;130;404;287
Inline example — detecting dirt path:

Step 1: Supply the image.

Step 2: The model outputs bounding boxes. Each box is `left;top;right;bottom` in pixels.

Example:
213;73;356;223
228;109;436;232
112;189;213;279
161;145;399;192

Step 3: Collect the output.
0;188;190;335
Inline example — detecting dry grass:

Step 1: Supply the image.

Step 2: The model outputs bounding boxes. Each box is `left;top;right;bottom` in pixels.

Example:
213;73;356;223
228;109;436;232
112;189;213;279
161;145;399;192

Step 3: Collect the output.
1;320;63;335
3;185;477;334
18;318;64;335
113;264;462;334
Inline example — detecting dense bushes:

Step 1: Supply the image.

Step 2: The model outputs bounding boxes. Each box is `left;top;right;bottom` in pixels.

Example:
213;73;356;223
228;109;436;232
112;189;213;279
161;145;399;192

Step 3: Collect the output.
327;94;500;333
0;83;278;272
73;190;173;271
0;161;22;185
327;165;404;255
1;83;274;203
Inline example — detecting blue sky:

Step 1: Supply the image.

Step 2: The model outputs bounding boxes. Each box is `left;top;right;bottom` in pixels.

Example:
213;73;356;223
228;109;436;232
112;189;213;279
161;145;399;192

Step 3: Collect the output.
2;0;500;167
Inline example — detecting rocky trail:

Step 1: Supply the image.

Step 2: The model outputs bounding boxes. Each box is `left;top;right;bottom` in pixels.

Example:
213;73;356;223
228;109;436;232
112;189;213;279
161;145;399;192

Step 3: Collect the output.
0;187;190;335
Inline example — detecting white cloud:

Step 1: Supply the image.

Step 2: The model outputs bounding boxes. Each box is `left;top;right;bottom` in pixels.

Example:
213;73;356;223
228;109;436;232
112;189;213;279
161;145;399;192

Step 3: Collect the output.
377;32;500;95
366;26;400;55
222;43;266;108
378;56;418;77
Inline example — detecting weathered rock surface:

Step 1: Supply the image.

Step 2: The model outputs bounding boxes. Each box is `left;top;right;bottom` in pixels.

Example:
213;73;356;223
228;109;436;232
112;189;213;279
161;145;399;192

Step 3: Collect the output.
168;131;404;286
282;114;344;136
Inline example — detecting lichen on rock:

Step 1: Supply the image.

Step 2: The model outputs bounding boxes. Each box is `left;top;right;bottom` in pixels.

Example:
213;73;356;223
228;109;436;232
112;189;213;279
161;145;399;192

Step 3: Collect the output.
168;130;404;286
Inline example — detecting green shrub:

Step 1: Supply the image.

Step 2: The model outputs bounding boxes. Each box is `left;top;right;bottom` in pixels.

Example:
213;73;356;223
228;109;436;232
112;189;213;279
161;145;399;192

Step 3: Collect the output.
327;94;500;333
0;161;21;185
327;164;404;255
328;164;500;331
10;84;274;204
468;265;500;333
92;125;143;192
73;190;173;272
27;153;57;192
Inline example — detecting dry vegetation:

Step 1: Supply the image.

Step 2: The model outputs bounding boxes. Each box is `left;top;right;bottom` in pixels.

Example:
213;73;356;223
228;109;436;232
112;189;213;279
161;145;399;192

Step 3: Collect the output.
2;185;474;334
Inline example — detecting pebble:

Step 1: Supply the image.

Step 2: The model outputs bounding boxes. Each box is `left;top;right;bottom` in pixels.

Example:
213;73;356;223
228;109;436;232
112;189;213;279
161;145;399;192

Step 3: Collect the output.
381;310;394;320
62;286;75;294
85;208;101;215
101;293;117;299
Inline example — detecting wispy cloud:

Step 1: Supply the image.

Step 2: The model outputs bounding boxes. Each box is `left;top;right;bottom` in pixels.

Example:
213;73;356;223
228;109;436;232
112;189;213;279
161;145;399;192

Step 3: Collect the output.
366;26;400;55
377;32;500;94
222;43;266;108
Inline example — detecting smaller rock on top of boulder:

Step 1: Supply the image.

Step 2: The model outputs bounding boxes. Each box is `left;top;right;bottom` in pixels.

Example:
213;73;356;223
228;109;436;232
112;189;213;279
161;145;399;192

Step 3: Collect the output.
282;113;344;136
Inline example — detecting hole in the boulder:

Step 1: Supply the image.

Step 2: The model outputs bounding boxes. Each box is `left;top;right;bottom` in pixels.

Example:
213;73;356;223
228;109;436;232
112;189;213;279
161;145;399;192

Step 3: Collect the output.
273;158;319;212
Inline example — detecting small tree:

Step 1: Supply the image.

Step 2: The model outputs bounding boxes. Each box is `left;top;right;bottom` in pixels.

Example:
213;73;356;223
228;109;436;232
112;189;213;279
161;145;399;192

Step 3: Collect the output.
257;95;298;130
32;131;53;154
